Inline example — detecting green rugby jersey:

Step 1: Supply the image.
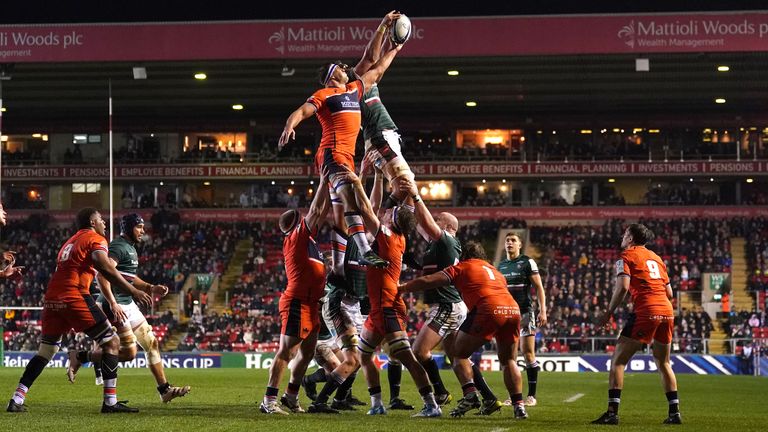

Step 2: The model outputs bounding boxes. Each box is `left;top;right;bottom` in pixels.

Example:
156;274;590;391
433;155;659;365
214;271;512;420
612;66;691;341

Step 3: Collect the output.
497;254;539;313
422;231;462;304
360;84;397;141
97;236;140;305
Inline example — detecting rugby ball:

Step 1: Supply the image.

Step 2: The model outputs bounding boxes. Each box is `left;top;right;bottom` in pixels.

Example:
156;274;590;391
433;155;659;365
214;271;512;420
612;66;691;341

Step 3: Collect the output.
390;15;412;45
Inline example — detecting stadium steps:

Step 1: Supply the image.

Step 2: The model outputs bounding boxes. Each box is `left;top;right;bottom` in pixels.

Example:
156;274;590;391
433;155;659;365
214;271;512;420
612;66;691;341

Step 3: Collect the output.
677;292;697;312
708;324;728;354
729;238;753;311
156;292;180;317
213;238;254;314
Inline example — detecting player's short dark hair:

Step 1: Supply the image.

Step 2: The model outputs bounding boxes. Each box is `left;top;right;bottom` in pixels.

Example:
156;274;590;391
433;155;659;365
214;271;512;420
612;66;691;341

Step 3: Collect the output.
76;207;99;230
627;223;654;245
392;206;416;236
279;209;300;234
505;232;521;242
461;241;488;261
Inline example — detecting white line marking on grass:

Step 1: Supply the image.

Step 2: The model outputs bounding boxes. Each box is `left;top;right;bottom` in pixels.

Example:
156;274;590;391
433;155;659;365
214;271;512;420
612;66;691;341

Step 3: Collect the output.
564;393;585;403
490;428;509;432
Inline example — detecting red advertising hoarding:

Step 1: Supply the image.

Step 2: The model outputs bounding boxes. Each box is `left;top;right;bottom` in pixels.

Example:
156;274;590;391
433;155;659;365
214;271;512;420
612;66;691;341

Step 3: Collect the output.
8;206;768;223
3;161;764;181
1;12;767;63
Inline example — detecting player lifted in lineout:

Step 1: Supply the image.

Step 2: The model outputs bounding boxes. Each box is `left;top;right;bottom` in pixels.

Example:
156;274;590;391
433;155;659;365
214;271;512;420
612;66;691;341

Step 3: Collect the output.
278;11;405;274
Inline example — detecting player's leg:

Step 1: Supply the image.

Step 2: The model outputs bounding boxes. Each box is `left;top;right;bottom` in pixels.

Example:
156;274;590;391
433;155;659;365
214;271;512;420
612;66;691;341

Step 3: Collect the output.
313;327;360;411
261;333;301;414
367;131;413;207
519;310;540;405
132;315;190;403
653;317;681;424
73;294;136;413
386;330;441;417
69;318;136;382
279;329;318;413
334;299;365;406
307;295;345;402
413;302;460;405
358;325;386;414
262;297;305;414
7;333;62;412
324;150;387;268
521;335;539;405
498;337;527;419
446;330;486;417
592;335;643;424
385;354;412;410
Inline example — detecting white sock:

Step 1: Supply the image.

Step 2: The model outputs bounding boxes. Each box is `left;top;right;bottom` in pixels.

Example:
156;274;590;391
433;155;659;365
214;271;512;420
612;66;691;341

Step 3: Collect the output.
12;383;28;405
103;378;117;406
370;392;383;407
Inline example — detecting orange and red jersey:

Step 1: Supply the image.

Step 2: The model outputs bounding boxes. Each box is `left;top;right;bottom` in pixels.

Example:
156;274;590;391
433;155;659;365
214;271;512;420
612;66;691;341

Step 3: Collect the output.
616;245;673;315
306;80;365;157
367;225;405;311
283;217;326;303
441;258;518;311
45;229;109;301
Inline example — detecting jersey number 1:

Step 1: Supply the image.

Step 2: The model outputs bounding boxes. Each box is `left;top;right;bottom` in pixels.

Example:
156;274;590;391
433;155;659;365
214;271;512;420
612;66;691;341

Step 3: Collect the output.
482;265;496;280
646;260;661;279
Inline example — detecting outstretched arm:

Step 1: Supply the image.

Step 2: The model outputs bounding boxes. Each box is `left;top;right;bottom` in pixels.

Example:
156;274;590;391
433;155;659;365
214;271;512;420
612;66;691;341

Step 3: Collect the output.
398;177;441;241
354;11;400;76
399;272;450;293
306;173;330;229
278;103;316;150
359;44;402;90
335;172;380;235
370;169;385;218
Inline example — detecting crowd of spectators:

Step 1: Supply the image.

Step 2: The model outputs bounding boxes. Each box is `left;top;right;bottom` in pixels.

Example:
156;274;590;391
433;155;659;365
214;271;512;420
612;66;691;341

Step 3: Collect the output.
5;211;768;358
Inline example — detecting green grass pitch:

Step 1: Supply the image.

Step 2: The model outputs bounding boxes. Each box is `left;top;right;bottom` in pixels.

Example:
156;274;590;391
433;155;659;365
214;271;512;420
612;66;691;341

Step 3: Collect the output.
1;368;766;431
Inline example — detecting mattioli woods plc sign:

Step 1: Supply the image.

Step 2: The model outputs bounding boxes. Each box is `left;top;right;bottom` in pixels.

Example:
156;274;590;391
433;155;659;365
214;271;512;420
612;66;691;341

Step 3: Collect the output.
617;16;768;50
268;23;425;56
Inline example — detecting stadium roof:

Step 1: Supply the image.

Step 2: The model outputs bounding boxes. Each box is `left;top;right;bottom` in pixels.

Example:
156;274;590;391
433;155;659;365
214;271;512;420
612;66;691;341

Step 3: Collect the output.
2;4;768;132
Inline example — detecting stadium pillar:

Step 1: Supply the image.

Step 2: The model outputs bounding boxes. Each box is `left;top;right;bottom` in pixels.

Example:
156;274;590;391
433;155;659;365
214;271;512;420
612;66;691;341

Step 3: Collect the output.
521;184;530;206
735;182;742;204
592;183;599;206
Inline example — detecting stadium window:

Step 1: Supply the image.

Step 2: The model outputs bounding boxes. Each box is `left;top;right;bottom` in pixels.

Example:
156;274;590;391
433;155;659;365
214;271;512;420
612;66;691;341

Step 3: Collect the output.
73;133;102;144
86;183;101;193
72;183;86;193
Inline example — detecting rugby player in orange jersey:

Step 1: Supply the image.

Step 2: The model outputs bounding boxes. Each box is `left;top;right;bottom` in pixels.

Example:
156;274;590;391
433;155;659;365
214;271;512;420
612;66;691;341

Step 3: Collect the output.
592;223;681;425
7;208;151;414
277;12;404;274
333;169;441;418
260;174;332;415
399;241;529;420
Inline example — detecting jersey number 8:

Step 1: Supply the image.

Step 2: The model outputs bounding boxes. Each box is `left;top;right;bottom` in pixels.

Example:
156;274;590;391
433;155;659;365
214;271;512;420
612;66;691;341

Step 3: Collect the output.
59;244;74;262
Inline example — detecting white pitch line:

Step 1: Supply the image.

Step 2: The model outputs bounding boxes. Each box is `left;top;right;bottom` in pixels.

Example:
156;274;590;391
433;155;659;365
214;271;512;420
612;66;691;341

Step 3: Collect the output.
490;428;509;432
564;393;585;403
